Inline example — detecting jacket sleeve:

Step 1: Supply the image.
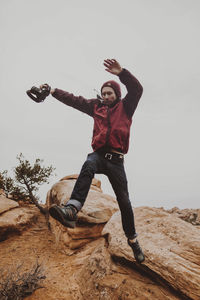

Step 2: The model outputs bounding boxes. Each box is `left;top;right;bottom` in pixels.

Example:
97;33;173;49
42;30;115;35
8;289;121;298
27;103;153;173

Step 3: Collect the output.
51;89;95;117
119;68;143;118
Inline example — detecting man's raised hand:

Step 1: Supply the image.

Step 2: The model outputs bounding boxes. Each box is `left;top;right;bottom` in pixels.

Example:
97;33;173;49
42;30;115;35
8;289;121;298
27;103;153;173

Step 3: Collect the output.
103;59;123;75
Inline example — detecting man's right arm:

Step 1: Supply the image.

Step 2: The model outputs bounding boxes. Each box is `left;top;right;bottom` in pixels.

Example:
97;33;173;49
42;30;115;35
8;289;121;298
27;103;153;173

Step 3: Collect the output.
51;88;95;117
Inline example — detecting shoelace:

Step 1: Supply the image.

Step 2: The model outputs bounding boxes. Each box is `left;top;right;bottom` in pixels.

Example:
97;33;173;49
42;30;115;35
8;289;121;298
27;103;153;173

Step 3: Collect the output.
134;241;142;254
65;206;76;218
129;240;141;253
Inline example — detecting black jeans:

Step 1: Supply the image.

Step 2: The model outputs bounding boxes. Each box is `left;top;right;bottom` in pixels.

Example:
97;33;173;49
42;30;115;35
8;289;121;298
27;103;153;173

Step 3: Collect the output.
67;151;137;240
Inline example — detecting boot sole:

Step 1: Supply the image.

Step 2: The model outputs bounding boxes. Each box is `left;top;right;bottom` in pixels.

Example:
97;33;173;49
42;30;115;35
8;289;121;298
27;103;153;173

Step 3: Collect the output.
128;240;145;264
135;255;145;264
49;205;76;228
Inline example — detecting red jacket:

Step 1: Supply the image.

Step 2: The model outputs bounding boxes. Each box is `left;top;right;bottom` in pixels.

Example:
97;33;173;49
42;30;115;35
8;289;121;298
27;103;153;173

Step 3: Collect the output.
52;69;143;154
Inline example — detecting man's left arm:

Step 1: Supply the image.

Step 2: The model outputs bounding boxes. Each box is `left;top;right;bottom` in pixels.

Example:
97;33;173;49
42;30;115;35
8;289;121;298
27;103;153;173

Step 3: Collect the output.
103;59;143;118
119;69;143;118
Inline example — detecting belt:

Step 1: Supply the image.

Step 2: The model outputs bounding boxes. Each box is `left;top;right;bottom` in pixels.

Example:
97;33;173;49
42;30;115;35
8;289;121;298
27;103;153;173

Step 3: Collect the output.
97;149;124;162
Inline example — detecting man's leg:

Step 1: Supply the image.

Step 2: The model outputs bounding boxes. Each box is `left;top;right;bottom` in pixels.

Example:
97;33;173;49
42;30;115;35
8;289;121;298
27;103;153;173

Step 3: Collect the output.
49;152;101;228
67;152;101;210
106;161;145;263
106;161;137;239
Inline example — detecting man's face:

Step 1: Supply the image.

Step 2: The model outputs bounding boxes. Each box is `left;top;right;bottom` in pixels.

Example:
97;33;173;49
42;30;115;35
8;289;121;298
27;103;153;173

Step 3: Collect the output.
101;87;117;105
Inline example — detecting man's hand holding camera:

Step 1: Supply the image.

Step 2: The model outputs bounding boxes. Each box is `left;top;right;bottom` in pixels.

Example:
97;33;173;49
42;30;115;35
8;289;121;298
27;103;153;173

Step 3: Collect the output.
26;83;52;103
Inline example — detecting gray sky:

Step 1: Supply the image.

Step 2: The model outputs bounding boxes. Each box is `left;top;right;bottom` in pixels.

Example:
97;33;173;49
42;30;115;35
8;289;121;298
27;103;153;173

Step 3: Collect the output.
1;0;199;209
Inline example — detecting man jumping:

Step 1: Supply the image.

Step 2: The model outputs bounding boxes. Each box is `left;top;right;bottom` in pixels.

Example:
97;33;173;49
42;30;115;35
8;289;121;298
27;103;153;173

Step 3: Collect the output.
44;59;144;263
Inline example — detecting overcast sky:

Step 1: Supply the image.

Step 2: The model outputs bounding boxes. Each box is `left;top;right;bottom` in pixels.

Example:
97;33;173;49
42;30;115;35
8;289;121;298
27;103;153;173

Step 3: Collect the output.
1;0;199;209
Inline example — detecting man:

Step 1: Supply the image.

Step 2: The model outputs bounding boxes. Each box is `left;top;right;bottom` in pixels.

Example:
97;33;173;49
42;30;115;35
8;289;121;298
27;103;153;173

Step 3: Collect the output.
47;59;145;263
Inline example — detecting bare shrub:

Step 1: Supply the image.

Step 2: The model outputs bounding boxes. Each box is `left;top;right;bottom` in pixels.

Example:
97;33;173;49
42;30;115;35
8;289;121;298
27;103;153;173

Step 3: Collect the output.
0;262;46;300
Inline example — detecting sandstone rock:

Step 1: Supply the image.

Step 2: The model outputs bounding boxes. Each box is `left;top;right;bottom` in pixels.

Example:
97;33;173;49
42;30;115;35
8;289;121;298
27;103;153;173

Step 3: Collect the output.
103;206;200;300
60;174;102;192
0;195;19;214
0;189;6;195
0;206;38;241
167;207;200;226
197;209;200;224
0;208;189;300
78;191;118;224
49;216;106;250
1;199;199;299
46;175;118;249
76;238;181;300
47;177;118;224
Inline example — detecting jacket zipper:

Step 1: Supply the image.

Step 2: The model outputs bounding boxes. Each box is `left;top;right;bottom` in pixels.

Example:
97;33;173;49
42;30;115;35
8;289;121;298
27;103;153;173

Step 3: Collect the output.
105;106;111;146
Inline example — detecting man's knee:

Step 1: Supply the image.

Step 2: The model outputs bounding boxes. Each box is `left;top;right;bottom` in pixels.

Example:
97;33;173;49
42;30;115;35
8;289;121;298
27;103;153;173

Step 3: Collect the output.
81;160;96;178
117;193;132;211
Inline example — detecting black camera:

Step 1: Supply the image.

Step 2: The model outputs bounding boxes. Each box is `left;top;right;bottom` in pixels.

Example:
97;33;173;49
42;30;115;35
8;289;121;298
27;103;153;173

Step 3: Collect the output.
26;84;51;103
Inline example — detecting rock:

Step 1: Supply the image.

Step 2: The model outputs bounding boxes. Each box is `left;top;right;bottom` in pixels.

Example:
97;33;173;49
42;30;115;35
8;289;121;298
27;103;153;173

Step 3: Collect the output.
46;175;119;249
49;217;106;250
0;189;6;195
0;195;19;214
60;174;102;192
0;205;39;241
102;206;200;300
78;192;118;224
167;207;200;226
1;191;199;299
0;207;190;300
76;238;181;300
197;210;200;224
46;175;118;224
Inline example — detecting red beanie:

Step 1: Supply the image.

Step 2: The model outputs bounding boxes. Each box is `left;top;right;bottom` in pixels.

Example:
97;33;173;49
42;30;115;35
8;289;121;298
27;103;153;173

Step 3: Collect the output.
101;80;121;99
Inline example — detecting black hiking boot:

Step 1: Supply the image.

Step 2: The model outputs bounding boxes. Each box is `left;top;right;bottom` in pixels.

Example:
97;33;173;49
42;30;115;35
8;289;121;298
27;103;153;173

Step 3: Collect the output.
49;204;78;228
128;239;145;263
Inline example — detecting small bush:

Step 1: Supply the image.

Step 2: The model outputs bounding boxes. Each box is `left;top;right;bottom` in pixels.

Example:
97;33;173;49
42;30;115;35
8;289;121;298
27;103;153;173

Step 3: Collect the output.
0;262;46;300
0;153;55;214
